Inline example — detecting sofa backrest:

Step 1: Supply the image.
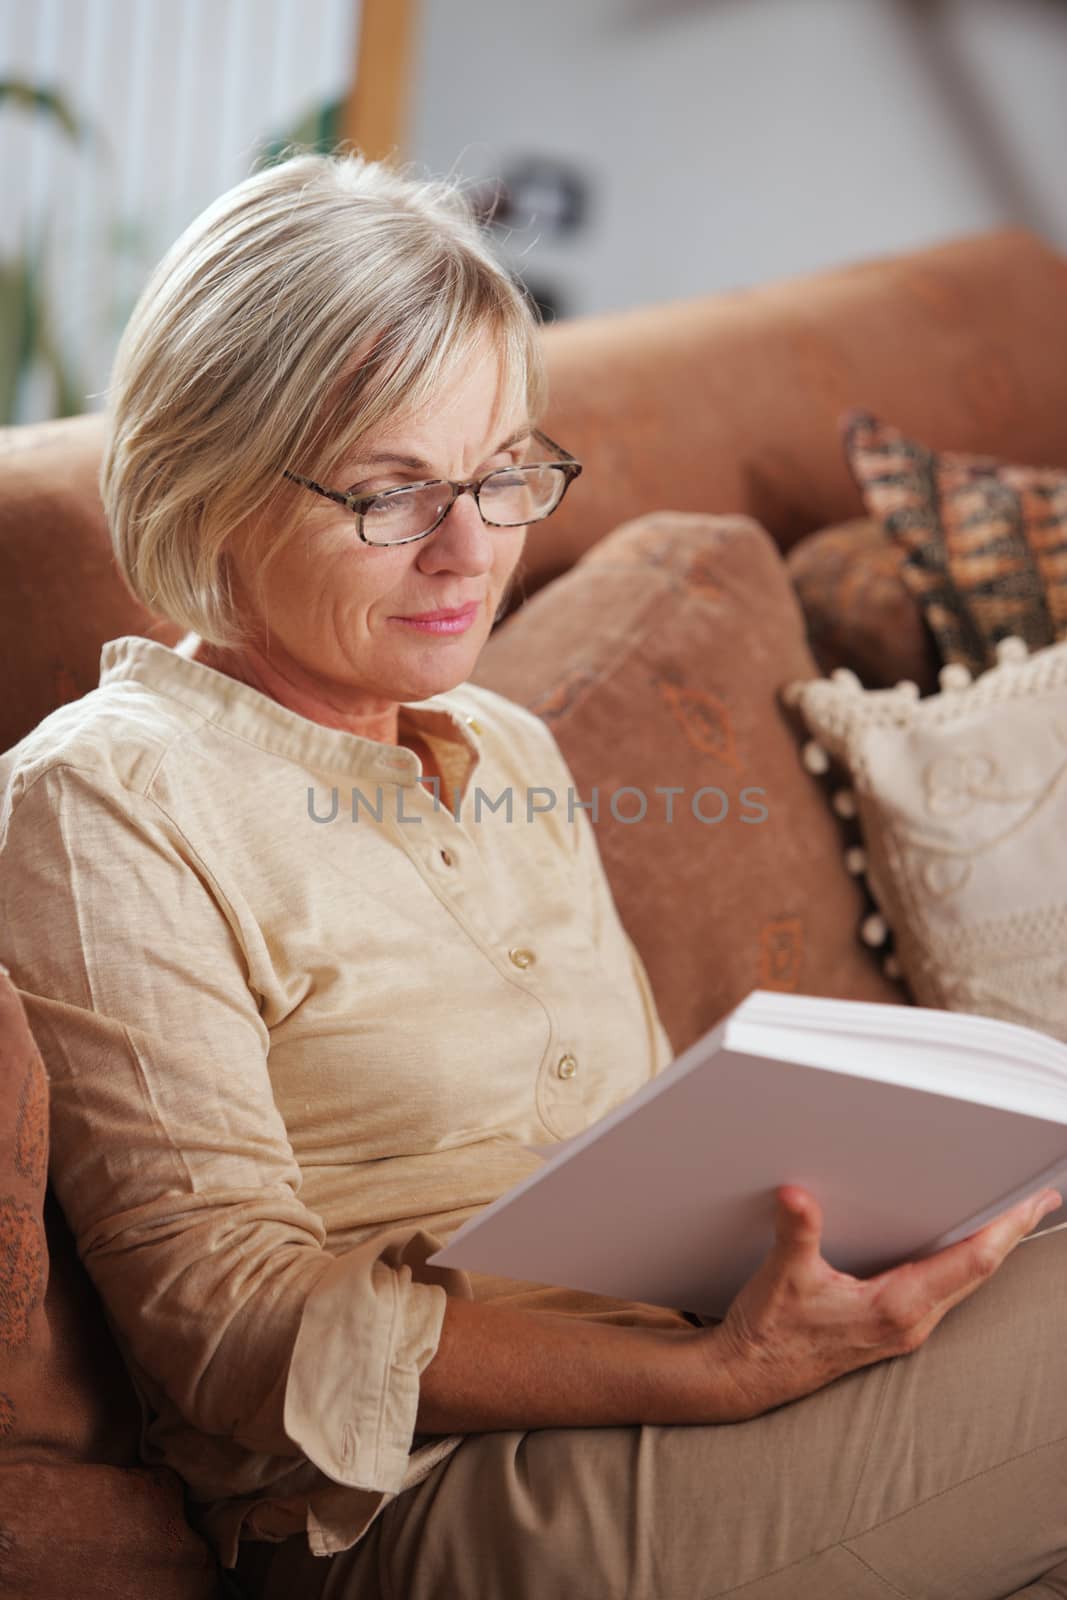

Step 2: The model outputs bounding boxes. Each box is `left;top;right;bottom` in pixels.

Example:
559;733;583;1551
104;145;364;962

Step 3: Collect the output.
528;226;1067;594
3;227;1067;756
0;420;181;756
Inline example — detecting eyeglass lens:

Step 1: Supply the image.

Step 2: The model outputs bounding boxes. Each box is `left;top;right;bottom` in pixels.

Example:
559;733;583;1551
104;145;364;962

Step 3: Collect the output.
360;465;567;544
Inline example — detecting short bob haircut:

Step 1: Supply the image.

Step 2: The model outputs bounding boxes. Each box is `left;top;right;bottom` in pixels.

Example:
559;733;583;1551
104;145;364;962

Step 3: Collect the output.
101;152;547;650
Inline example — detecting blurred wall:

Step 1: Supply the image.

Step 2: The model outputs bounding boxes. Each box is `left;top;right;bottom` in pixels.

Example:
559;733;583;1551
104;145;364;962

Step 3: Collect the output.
4;0;1067;423
410;0;1067;316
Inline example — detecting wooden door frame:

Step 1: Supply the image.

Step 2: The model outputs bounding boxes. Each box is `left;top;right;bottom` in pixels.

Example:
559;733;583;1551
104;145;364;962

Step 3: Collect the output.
341;0;418;164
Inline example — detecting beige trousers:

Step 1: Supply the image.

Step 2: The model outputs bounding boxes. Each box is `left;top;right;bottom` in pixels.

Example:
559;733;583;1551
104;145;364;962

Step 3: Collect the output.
236;1227;1067;1600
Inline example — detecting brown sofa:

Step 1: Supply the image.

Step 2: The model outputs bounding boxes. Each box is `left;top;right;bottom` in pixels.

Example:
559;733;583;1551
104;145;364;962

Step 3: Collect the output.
3;227;1067;1598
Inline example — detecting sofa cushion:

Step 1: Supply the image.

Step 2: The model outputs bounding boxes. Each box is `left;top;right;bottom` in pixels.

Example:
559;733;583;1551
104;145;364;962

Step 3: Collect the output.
785;517;940;692
474;512;905;1056
0;965;222;1599
783;637;1067;1041
844;411;1067;676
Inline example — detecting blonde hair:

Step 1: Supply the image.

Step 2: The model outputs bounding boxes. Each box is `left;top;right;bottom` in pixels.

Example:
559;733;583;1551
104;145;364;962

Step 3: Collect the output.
100;152;547;648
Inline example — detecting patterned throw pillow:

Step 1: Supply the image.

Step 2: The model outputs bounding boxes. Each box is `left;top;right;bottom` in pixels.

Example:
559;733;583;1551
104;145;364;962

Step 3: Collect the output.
783;636;1067;1041
843;411;1067;676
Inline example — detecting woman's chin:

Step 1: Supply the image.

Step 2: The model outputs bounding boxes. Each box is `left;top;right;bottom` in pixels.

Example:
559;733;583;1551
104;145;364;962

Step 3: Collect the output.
390;633;487;701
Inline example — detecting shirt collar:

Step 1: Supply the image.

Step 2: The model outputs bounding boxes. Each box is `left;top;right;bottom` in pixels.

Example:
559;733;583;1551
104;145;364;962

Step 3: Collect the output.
98;635;480;787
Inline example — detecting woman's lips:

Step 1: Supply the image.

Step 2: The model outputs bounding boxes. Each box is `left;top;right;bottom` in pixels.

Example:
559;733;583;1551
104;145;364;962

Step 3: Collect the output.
390;601;481;635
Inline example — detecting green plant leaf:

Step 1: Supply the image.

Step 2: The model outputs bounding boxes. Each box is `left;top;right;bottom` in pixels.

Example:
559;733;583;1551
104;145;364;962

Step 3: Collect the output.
0;76;95;144
258;95;344;169
0;238;85;423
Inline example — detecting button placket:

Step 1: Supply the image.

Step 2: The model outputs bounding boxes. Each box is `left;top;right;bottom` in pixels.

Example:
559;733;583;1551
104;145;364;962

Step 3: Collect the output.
390;775;473;877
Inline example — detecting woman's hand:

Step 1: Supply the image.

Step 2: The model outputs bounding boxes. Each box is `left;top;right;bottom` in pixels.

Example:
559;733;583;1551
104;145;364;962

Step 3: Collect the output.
697;1183;1063;1423
414;1183;1061;1437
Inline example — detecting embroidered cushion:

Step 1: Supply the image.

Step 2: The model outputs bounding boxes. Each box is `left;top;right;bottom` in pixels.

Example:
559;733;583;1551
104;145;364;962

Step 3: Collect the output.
783;637;1067;1041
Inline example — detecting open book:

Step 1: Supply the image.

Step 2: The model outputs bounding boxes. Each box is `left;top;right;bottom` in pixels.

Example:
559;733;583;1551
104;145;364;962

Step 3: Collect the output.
428;990;1067;1318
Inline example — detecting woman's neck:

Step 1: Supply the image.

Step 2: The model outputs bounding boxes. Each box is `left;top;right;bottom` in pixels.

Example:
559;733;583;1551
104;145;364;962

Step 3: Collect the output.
182;633;443;784
187;635;401;745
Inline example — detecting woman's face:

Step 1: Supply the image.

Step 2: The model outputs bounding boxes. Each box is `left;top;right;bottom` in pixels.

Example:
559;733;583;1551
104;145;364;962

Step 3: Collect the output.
227;341;529;718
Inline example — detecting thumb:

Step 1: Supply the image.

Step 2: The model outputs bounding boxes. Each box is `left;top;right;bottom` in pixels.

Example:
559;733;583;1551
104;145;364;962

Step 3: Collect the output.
774;1185;823;1261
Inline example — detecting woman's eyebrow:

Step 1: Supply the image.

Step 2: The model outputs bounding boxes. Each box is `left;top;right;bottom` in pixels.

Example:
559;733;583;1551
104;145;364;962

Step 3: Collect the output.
355;425;531;472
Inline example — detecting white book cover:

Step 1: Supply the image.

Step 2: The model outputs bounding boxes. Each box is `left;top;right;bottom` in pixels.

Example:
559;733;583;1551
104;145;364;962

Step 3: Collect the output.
428;990;1067;1318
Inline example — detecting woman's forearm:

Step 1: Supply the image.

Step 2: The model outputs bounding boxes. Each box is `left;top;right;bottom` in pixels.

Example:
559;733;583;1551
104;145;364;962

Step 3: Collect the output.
414;1295;733;1434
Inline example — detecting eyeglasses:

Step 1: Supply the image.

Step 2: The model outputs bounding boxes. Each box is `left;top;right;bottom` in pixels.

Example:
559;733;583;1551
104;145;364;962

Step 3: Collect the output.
283;429;582;547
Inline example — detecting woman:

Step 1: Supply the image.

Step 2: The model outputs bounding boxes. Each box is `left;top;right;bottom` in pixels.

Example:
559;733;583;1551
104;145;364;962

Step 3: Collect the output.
0;153;1064;1600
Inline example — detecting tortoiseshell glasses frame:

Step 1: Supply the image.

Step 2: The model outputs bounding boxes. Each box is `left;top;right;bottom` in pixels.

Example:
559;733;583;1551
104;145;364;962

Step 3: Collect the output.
282;429;582;547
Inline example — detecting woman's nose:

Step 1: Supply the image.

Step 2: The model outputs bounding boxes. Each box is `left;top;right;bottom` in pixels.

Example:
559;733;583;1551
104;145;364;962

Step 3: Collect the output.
419;488;494;573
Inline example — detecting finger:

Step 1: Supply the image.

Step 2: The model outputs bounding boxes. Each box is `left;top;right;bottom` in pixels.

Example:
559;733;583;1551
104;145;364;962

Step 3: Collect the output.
1024;1187;1061;1226
902;1197;1062;1343
961;1188;1062;1254
896;1189;1060;1309
973;1187;1062;1253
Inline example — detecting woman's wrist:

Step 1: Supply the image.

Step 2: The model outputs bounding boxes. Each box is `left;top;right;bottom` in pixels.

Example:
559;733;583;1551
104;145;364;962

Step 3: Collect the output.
678;1321;776;1424
416;1296;757;1434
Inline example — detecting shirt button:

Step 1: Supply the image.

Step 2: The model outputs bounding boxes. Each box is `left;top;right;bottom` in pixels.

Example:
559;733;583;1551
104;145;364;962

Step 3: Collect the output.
508;947;535;969
467;717;482;735
556;1053;578;1080
439;848;455;867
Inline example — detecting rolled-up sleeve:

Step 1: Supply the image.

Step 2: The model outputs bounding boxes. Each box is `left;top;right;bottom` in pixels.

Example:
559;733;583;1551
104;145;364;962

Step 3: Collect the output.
0;762;453;1495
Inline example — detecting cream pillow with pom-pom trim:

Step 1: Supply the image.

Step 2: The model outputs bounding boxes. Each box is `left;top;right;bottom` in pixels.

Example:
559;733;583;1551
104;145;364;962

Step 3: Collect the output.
782;636;1067;1041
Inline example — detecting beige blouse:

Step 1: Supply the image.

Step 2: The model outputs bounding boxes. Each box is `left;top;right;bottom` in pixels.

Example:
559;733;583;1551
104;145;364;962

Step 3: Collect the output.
0;635;685;1569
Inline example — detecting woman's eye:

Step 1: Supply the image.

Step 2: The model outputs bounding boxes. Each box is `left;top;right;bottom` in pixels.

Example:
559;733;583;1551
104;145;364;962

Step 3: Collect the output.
362;487;421;516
